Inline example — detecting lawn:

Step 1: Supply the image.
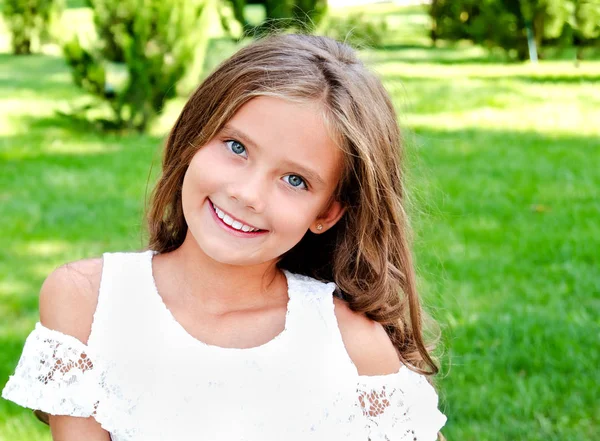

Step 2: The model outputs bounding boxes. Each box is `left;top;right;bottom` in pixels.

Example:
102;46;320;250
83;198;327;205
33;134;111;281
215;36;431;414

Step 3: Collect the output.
0;4;599;441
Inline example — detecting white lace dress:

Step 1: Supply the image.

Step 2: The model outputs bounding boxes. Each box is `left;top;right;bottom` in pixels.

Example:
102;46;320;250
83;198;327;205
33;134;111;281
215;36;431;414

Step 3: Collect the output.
2;250;446;441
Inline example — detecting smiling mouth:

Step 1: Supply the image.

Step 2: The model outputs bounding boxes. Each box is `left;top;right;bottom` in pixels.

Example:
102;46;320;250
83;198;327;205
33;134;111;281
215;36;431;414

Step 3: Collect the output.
209;200;265;233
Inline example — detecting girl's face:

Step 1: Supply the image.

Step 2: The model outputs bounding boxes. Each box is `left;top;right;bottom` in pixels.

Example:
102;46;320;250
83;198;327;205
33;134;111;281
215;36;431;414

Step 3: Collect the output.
181;96;345;266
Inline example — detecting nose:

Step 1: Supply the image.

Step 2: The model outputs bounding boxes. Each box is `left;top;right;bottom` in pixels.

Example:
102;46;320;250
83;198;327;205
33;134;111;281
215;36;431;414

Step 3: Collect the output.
227;167;268;213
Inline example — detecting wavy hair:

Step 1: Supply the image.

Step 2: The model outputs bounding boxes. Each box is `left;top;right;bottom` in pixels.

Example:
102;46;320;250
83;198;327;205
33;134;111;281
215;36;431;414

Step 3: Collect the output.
147;33;439;376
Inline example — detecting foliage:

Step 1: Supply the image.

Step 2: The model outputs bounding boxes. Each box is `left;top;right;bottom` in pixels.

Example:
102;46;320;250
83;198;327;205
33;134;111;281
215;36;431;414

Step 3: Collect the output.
318;13;389;48
62;0;208;132
2;0;62;54
573;0;600;40
557;0;600;59
429;0;600;61
224;0;327;35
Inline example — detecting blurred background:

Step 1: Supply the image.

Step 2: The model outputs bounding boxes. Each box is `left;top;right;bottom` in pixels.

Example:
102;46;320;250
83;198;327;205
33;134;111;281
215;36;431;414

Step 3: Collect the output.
0;0;598;440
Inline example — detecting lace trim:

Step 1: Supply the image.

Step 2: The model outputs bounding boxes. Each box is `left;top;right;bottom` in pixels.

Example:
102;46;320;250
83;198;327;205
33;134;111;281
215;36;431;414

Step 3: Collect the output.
1;323;137;438
356;367;446;441
2;323;102;417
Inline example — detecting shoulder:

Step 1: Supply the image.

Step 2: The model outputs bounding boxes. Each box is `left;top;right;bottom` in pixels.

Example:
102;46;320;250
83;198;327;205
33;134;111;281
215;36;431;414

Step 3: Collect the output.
332;296;402;376
39;257;104;344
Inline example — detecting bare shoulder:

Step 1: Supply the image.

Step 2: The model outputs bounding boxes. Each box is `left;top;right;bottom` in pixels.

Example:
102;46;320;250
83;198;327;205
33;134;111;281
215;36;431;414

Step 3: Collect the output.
39;257;104;344
332;296;401;376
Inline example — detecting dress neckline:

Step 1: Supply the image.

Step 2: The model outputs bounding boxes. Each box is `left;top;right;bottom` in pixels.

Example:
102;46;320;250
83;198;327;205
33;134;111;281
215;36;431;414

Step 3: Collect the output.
145;250;294;352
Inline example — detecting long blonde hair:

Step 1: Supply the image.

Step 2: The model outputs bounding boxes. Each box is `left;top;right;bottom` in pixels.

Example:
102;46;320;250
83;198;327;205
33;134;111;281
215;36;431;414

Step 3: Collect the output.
147;33;439;376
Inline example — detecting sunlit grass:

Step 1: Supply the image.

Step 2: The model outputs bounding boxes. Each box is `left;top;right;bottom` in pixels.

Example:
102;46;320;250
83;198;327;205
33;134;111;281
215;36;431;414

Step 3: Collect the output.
1;4;598;441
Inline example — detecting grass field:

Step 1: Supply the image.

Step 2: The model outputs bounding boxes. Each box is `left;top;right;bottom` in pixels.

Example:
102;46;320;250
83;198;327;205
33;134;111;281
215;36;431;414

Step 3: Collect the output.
1;4;599;441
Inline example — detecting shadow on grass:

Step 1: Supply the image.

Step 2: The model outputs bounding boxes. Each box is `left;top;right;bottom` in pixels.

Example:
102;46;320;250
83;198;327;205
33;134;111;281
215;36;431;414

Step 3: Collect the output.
2;112;165;164
498;74;600;84
0;53;74;91
27;111;106;134
374;42;511;65
6;108;172;145
376;41;600;65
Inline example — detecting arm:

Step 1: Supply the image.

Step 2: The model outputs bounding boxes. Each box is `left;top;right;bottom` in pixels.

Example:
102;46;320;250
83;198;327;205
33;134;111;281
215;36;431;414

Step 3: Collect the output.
39;258;111;441
332;296;402;376
48;415;110;441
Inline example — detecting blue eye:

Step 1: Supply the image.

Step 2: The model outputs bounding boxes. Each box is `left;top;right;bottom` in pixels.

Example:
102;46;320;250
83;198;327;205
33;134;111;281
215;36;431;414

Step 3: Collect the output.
283;174;307;190
225;140;247;157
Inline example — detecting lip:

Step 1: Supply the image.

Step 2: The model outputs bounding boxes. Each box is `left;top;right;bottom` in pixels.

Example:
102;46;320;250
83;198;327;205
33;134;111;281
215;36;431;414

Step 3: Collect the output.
208;199;268;238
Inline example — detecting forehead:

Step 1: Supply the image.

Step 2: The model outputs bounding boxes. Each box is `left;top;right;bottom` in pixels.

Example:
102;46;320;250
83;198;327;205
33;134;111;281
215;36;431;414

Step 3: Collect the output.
223;96;343;187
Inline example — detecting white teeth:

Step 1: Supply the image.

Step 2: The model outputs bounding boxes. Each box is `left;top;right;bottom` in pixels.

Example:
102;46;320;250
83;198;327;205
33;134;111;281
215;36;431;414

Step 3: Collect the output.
212;202;258;233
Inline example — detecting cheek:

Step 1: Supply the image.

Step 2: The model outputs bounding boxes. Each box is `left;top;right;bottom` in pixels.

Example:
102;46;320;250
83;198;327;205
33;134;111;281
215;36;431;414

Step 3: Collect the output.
268;195;320;235
183;145;230;195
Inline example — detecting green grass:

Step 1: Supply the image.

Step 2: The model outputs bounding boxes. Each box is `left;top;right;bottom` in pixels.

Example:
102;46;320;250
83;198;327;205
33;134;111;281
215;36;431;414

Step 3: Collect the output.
1;4;599;441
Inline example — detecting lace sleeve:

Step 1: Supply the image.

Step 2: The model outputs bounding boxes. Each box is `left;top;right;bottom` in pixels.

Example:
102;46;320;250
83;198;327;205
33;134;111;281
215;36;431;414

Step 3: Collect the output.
2;322;104;417
356;366;447;441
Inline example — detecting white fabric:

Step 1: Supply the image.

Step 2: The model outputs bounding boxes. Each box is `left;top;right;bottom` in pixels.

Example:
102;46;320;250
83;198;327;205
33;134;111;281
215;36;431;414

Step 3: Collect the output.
3;250;446;441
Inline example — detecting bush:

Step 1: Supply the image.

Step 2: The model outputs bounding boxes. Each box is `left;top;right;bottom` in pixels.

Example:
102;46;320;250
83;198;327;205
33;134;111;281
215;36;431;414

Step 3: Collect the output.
429;0;600;61
319;13;389;48
63;0;208;132
2;0;62;54
561;0;600;59
224;0;327;35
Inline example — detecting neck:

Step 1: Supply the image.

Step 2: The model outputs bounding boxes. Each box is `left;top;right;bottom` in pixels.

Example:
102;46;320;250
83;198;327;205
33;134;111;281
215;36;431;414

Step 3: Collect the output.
158;233;285;314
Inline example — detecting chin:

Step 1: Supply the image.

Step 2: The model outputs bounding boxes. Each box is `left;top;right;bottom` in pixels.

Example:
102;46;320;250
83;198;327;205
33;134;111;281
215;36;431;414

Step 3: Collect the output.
196;240;268;267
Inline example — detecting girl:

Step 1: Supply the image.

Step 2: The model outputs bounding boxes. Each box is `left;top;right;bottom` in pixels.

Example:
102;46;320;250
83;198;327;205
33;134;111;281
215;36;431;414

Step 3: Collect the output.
2;34;446;440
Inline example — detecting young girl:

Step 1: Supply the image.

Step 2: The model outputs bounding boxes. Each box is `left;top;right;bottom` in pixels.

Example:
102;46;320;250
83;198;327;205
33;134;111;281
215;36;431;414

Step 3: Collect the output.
2;34;446;440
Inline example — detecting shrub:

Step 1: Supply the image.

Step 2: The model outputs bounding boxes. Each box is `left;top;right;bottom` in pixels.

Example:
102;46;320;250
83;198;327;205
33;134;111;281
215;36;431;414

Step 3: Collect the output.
63;0;207;132
429;0;600;61
318;13;389;49
224;0;327;35
563;0;600;60
2;0;62;54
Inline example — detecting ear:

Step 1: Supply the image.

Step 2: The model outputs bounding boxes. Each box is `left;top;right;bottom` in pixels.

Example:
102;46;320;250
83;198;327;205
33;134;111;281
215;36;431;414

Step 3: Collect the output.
309;200;346;234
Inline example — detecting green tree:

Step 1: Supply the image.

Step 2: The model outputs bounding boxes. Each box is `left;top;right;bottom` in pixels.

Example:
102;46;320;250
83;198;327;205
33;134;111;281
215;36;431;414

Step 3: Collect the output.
564;0;600;60
2;0;62;54
575;0;600;40
63;0;209;132
429;0;599;61
225;0;327;35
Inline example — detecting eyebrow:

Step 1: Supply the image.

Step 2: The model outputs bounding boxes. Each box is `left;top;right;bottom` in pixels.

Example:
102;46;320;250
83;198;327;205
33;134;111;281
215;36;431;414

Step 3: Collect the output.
220;124;326;187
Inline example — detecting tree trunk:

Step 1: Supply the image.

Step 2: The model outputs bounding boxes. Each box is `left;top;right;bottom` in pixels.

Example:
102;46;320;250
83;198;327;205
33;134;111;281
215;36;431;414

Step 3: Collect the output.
533;12;544;60
13;35;32;55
